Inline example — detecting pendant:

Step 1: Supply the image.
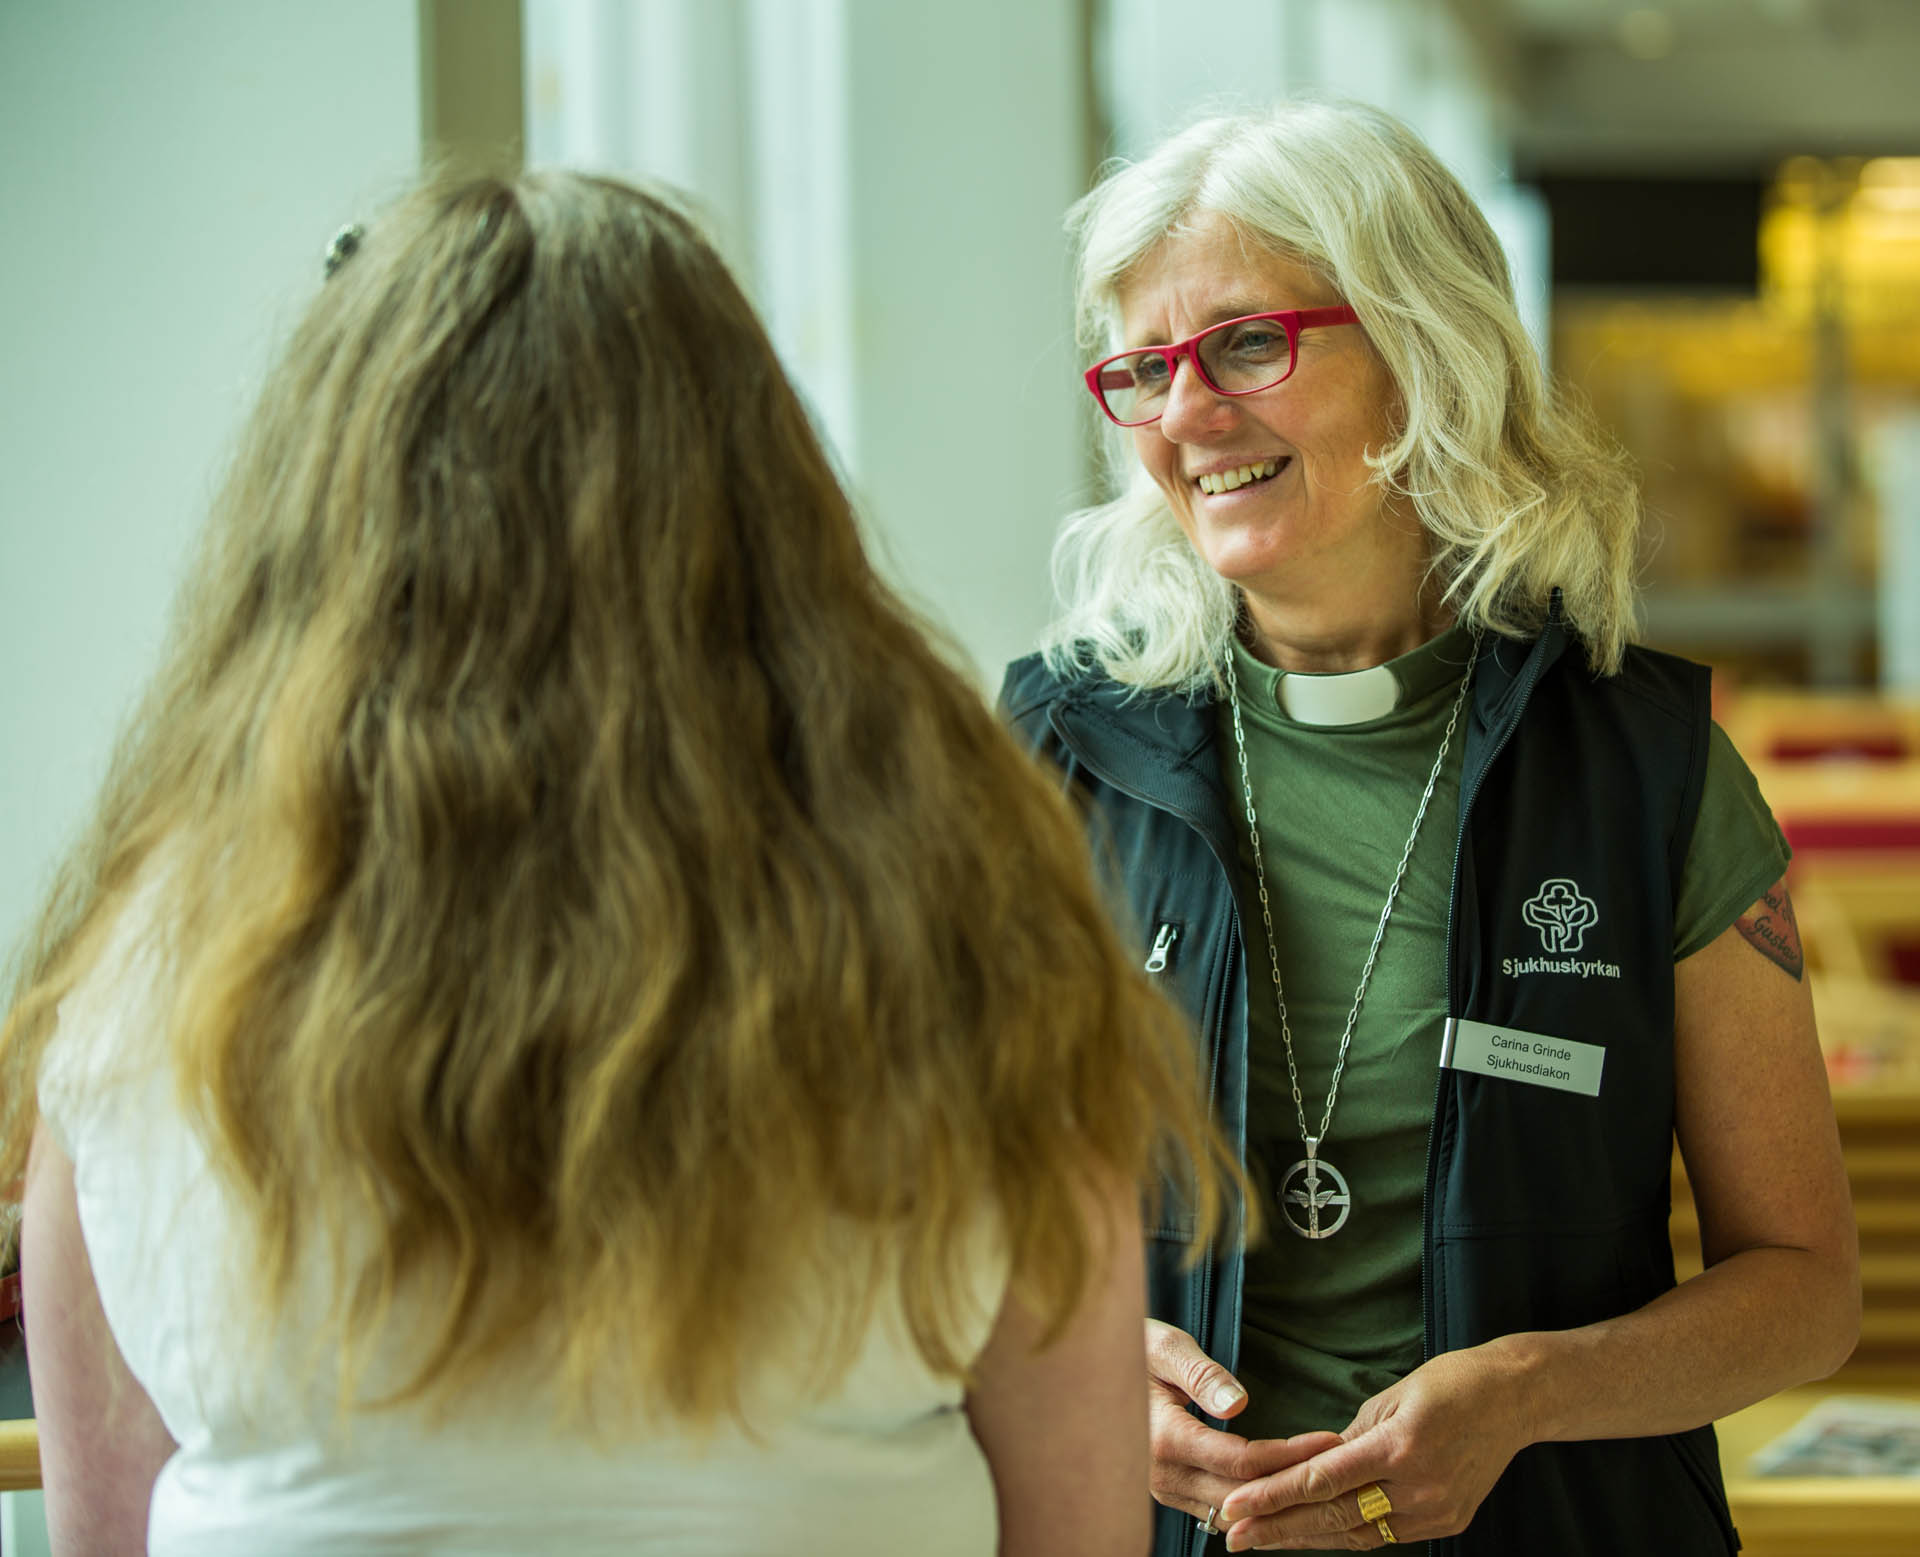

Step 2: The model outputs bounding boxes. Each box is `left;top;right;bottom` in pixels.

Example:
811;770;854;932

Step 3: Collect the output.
1279;1139;1350;1239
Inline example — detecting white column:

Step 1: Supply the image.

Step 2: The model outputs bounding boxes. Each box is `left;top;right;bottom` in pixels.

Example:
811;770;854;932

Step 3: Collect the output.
1877;412;1920;691
1483;182;1554;367
0;1490;50;1557
743;0;858;467
832;0;1089;682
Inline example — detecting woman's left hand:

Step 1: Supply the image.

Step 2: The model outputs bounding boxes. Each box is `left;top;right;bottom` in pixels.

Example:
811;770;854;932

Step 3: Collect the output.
1214;1342;1535;1550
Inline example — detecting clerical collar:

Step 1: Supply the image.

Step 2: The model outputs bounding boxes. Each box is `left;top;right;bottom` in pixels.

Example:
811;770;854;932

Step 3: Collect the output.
1228;624;1476;728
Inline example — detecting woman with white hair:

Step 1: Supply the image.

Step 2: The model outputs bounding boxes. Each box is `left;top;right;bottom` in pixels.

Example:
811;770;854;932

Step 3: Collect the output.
1003;100;1859;1556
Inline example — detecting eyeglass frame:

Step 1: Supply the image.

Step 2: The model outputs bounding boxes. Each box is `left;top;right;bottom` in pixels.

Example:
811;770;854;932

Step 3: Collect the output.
1082;305;1363;428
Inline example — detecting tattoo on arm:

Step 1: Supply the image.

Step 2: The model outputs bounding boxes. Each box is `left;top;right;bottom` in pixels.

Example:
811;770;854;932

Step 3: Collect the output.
1735;877;1804;982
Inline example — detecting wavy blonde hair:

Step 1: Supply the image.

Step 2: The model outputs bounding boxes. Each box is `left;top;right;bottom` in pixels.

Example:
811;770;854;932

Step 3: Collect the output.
0;172;1227;1427
1045;99;1642;693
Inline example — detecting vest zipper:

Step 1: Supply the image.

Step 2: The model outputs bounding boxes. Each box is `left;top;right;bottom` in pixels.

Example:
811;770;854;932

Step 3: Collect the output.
1423;634;1555;1372
1193;899;1242;1411
1144;921;1180;972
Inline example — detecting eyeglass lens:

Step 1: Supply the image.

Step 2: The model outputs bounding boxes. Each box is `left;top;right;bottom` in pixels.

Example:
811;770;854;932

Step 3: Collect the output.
1097;317;1297;424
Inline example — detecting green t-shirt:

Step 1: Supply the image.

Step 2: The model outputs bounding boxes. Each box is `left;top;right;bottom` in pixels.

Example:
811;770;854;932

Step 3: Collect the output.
1216;627;1786;1551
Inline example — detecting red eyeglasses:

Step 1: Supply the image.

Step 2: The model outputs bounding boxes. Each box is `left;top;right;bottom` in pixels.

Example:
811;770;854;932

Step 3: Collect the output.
1083;305;1362;427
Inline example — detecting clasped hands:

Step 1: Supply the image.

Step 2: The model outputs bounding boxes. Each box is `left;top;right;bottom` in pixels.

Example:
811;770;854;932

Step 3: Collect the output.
1146;1320;1533;1551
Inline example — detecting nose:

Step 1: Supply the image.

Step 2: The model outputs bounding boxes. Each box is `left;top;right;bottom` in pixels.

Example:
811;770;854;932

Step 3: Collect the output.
1154;353;1236;443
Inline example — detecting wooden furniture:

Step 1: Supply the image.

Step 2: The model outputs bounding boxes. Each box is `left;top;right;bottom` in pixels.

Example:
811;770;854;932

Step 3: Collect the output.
1715;1386;1920;1557
0;1418;37;1494
1718;691;1920;768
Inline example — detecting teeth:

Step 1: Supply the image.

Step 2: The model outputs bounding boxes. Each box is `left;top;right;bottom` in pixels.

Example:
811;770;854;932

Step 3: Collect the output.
1197;458;1280;496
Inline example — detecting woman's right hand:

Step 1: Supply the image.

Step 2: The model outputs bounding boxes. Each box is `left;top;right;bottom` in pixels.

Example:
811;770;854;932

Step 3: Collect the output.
1145;1319;1341;1527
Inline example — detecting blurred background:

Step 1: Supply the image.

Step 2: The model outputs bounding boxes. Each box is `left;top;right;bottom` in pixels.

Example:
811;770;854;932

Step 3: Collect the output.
2;2;1917;1551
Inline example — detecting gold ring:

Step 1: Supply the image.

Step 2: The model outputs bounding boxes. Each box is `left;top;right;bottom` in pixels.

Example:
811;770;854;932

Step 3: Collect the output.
1356;1483;1393;1521
1375;1516;1397;1544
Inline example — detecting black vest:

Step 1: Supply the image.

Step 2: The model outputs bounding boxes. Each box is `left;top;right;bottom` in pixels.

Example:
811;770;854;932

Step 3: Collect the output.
1001;605;1737;1557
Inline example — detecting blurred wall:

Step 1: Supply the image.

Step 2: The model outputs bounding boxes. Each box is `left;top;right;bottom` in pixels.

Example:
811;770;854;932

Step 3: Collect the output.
0;1;421;957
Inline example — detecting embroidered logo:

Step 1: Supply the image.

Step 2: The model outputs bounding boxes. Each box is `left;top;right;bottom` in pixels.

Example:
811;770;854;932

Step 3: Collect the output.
1522;878;1599;955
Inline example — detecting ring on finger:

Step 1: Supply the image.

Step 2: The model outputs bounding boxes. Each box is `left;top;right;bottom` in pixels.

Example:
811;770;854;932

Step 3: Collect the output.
1375;1516;1397;1545
1356;1484;1393;1522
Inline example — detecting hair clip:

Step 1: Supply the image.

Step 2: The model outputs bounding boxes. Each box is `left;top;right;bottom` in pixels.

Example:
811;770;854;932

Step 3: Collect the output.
323;223;365;281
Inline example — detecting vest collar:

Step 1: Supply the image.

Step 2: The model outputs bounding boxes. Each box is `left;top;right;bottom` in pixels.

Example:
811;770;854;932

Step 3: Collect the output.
1046;679;1237;871
1460;591;1572;810
1471;592;1570;736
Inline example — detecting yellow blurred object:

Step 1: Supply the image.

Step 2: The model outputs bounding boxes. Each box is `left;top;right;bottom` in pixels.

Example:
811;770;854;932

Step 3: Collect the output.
1556;156;1920;685
0;1417;38;1492
1763;156;1920;327
1555;293;1908;619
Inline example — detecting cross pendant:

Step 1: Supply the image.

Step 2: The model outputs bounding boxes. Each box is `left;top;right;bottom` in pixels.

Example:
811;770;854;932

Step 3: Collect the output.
1279;1138;1351;1239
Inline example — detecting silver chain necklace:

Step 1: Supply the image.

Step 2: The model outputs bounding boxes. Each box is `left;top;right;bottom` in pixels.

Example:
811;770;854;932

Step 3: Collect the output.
1223;631;1479;1239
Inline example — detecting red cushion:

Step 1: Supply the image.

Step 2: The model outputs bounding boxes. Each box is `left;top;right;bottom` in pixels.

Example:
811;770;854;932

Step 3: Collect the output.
1769;735;1908;762
1780;818;1920;852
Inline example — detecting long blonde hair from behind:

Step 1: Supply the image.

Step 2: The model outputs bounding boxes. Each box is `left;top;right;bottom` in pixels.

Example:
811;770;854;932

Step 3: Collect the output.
1046;99;1643;694
0;172;1227;1429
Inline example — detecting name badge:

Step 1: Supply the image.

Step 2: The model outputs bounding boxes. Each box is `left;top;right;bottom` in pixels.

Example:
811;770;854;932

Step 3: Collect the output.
1440;1018;1606;1098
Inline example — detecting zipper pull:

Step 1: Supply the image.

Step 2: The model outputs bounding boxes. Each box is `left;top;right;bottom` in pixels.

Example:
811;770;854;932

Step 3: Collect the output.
1144;922;1179;973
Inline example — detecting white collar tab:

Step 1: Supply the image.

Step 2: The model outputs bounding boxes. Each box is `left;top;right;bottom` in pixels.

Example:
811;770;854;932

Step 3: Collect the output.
1273;663;1400;726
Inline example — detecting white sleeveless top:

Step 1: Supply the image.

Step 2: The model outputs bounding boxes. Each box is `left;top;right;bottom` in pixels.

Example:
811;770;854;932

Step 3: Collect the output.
39;893;1007;1555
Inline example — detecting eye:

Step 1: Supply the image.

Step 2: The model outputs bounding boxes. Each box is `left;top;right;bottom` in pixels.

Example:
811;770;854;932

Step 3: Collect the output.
1107;351;1171;393
1219;323;1288;361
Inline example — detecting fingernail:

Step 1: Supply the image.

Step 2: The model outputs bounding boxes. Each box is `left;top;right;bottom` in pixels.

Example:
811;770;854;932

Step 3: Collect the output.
1210;1382;1245;1414
1224;1534;1247;1554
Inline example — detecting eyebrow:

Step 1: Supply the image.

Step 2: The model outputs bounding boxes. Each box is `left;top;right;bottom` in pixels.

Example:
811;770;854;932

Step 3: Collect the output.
1121;299;1289;351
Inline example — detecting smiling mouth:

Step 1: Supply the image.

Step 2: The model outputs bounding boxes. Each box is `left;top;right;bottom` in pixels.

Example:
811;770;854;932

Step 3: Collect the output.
1195;458;1284;496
